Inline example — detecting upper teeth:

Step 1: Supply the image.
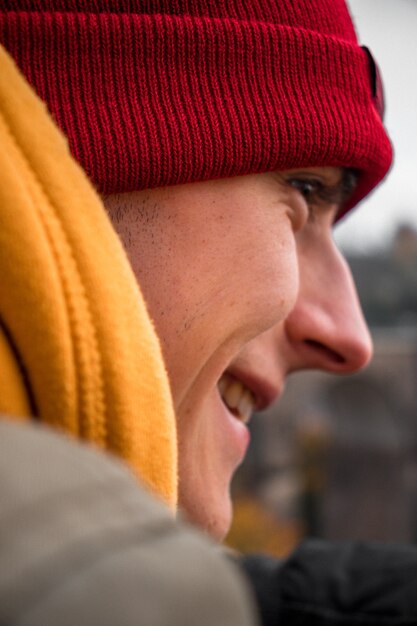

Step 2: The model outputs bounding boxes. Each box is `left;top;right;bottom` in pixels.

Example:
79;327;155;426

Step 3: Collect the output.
218;373;255;424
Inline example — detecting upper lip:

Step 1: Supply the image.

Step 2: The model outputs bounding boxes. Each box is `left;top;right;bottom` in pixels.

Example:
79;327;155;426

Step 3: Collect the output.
224;364;283;412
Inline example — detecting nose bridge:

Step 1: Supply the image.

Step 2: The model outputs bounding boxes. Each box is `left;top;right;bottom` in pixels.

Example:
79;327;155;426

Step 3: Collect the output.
286;242;373;373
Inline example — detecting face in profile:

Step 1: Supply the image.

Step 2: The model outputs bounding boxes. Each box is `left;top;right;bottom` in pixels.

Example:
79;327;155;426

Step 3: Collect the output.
105;167;372;540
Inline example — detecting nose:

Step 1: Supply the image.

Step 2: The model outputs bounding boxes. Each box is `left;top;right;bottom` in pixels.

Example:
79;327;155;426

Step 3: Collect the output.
284;241;373;374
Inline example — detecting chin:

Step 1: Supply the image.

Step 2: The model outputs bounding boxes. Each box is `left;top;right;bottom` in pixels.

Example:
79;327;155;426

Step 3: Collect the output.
179;490;233;542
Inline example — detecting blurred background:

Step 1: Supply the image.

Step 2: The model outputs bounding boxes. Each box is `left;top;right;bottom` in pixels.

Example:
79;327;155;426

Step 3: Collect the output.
227;0;417;556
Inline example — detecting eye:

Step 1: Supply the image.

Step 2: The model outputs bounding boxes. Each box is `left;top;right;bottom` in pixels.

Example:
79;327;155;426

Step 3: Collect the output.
274;169;349;230
288;178;324;209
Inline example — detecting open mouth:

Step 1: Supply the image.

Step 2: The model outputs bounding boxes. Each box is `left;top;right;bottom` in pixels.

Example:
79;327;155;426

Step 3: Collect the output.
218;372;256;425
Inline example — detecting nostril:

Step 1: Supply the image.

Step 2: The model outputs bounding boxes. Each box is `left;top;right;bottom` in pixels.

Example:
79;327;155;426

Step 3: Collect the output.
304;339;346;365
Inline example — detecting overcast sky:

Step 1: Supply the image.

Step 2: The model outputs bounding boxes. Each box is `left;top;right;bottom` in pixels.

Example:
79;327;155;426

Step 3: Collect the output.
335;0;417;252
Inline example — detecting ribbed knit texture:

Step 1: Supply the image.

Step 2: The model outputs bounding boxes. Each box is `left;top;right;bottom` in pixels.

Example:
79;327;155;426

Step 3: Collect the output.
0;1;392;216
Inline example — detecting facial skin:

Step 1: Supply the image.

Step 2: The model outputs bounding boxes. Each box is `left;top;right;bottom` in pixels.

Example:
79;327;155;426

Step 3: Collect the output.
104;167;372;540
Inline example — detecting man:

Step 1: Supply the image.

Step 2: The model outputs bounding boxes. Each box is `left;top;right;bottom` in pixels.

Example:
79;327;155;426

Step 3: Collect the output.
103;166;372;539
0;0;391;536
1;1;416;625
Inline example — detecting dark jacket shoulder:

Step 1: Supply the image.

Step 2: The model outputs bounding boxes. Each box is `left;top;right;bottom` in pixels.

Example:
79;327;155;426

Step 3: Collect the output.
240;539;417;625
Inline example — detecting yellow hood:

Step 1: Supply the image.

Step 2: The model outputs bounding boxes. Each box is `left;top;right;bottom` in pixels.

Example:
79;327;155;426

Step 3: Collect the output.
0;46;177;509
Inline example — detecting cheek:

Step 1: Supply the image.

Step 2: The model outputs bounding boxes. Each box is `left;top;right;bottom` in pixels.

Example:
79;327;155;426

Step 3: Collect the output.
145;216;299;373
169;219;300;350
234;220;300;335
109;196;299;408
263;236;299;318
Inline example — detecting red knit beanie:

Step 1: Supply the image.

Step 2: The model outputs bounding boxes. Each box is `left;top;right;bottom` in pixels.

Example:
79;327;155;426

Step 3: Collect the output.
0;0;392;215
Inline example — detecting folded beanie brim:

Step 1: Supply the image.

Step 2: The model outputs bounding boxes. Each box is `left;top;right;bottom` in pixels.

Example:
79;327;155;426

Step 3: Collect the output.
0;7;393;216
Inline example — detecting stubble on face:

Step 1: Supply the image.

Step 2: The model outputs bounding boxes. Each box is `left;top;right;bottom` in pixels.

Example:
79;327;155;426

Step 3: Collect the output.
105;192;182;345
103;170;358;540
103;178;300;539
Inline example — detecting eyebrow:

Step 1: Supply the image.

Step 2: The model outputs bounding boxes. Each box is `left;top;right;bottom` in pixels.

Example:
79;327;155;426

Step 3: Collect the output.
317;168;359;208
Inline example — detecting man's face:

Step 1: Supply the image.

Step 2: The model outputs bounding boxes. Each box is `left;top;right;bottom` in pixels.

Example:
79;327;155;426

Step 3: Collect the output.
105;167;372;539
